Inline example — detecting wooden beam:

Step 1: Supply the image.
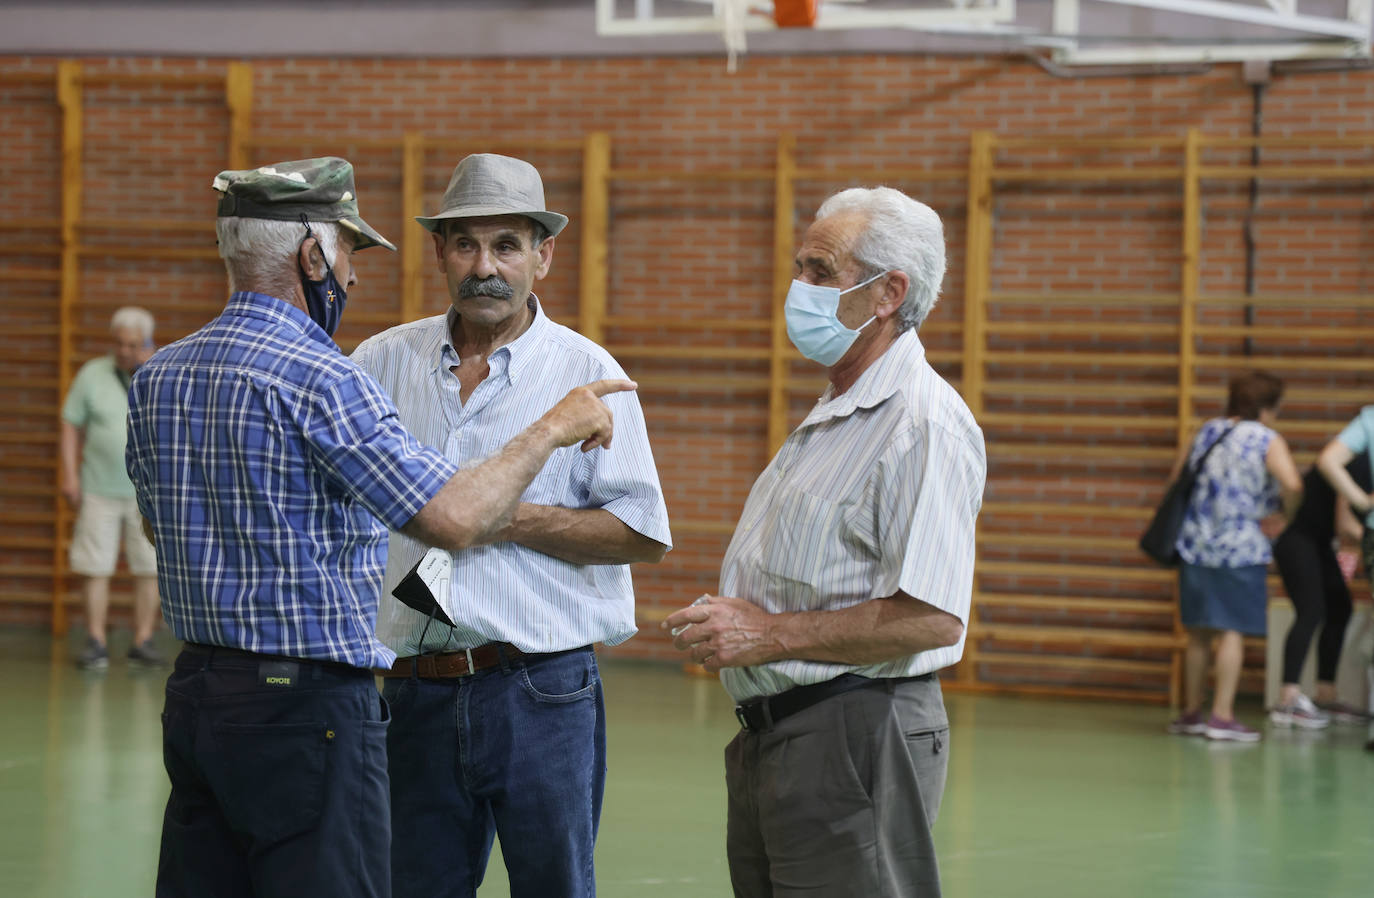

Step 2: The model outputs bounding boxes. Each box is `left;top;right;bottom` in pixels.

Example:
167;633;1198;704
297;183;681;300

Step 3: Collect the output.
962;131;993;418
578;132;611;343
1179;128;1201;453
53;59;83;637
224;62;253;170
401;132;426;325
767;132;797;456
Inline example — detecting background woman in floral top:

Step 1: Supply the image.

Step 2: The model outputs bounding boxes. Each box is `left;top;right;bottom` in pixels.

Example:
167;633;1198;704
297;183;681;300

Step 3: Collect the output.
1167;371;1303;743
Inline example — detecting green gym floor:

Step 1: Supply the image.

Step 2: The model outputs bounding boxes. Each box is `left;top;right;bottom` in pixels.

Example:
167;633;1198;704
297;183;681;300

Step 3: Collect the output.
2;629;1371;898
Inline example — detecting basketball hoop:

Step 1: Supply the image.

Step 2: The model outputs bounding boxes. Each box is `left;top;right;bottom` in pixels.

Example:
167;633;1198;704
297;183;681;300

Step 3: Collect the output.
717;0;820;71
773;0;821;27
716;0;750;72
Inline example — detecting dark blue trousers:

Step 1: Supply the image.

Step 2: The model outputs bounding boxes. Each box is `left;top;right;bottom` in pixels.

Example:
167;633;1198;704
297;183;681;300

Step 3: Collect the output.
156;645;391;898
381;647;606;898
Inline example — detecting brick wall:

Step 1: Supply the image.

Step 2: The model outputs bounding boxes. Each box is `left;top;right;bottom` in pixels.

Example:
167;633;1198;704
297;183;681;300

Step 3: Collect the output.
2;54;1371;690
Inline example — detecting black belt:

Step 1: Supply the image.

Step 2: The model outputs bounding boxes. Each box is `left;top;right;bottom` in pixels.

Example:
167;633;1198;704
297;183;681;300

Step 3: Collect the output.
181;642;371;677
734;672;935;734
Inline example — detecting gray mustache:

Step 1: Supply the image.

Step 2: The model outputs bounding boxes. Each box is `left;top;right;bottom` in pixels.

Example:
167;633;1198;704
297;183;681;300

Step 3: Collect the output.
459;276;515;299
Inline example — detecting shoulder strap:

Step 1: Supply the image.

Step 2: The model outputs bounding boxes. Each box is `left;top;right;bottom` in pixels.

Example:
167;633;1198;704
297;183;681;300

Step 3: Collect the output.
1188;423;1237;476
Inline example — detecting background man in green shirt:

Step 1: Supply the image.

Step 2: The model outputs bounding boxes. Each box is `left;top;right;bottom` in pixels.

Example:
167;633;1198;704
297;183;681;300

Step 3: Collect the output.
61;306;161;669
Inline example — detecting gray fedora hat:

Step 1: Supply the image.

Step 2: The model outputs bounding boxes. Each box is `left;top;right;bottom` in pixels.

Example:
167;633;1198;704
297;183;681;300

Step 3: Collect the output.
416;154;568;237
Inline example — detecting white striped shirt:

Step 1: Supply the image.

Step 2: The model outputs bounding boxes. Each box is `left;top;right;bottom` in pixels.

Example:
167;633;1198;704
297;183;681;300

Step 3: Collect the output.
718;329;986;702
352;298;672;655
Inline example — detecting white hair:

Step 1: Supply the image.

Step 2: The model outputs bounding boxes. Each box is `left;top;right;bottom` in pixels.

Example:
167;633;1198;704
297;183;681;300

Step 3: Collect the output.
110;306;154;343
815;187;946;331
215;216;343;292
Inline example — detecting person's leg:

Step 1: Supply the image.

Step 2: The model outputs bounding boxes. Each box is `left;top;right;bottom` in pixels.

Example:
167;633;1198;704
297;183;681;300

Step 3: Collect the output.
132;577;160;645
1184;628;1212;714
1313;546;1352;698
748;683;945;898
195;659;391;898
724;731;772;898
1211;629;1244;721
382;675;492;898
83;576;111;645
70;493;119;665
123;500;162;648
156;653;254;898
482;650;603;898
1274;532;1324;705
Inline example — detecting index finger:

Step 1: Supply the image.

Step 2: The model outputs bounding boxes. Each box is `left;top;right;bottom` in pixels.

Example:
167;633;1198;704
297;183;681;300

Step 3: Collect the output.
584;378;637;398
662;606;711;629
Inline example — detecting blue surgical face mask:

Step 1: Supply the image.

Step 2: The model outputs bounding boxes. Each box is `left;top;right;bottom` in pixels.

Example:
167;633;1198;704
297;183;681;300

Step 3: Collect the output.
784;270;887;366
298;222;347;337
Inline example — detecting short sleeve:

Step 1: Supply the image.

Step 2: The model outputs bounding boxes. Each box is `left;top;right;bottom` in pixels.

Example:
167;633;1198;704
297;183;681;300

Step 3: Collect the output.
1336;407;1374;455
584;387;673;548
304;367;458;531
876;423;985;624
62;363;90;427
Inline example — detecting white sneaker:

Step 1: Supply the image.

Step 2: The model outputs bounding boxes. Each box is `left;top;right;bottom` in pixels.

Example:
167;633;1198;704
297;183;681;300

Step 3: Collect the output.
1269;693;1330;729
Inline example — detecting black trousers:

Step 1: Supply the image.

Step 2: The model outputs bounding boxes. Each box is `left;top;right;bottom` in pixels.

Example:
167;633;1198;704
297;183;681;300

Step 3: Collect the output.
1272;529;1353;685
156;645;391;898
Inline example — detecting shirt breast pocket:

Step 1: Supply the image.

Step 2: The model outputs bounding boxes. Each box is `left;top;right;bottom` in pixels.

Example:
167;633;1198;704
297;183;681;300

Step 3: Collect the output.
758;485;848;586
521;445;584;506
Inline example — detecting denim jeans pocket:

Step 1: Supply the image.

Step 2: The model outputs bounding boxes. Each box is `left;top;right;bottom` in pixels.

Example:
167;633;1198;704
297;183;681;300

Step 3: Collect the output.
211;720;330;842
380;677;415;713
518;653;599;704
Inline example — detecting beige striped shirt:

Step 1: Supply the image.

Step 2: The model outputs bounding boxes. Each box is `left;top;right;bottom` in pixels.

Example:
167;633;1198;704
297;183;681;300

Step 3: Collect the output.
718;329;985;702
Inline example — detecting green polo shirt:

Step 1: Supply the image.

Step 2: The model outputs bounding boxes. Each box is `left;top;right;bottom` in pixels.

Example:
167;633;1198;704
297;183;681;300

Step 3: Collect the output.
62;355;136;499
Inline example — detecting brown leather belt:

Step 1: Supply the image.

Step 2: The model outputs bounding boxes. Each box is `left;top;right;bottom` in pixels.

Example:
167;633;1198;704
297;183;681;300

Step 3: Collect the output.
374;643;524;679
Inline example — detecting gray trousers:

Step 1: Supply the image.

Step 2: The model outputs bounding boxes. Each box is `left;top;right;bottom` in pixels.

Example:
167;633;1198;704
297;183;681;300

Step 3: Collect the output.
724;676;949;898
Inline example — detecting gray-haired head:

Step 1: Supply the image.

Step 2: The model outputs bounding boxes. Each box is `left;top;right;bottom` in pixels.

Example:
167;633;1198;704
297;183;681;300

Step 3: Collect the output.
110;306;154;344
815;187;946;332
416;154;568;238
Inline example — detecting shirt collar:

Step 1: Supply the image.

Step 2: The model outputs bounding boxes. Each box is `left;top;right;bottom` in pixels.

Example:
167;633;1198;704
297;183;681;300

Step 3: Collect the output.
225;291;335;351
440;294;548;385
803;329;926;426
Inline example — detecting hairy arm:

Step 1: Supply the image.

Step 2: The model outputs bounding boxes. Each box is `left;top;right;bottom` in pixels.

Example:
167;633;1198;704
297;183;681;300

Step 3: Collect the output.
401;380;634;552
1317;439;1374;516
663;592;964;674
482;503;667;565
60;420;82;508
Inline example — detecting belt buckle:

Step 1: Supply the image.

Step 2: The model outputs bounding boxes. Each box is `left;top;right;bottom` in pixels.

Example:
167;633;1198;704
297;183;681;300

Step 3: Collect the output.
462;648;476;676
735;698;773;733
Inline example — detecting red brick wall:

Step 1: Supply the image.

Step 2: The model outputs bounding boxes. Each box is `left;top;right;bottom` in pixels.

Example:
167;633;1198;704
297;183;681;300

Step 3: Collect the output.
2;54;1371;689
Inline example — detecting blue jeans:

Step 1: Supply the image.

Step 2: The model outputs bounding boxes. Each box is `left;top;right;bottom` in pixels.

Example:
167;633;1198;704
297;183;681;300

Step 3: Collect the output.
157;646;391;898
381;648;606;898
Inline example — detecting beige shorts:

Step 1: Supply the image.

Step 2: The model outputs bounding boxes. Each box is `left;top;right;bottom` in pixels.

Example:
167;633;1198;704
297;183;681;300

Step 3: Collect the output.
69;493;157;577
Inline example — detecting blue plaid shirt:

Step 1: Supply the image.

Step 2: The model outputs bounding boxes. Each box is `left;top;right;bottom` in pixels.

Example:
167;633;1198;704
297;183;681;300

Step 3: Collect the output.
125;292;458;668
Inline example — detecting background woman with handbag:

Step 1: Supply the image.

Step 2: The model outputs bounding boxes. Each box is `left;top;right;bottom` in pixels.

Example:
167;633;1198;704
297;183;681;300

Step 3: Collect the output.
1167;371;1303;742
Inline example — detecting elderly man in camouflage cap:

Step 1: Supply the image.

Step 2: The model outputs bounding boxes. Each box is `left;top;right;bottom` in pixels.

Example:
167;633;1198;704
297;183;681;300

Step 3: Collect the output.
353;153;671;898
125;156;636;898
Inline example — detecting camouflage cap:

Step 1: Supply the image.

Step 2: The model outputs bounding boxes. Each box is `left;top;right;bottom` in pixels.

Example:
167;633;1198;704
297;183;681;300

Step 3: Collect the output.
211;157;396;252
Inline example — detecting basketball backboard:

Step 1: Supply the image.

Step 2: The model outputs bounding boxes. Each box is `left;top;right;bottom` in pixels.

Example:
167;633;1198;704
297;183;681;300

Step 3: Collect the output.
593;0;1372;66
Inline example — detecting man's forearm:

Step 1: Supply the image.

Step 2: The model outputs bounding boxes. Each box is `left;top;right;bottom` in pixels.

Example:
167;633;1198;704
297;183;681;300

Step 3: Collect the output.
491;504;667;565
403;422;561;552
59;421;81;488
767;596;965;666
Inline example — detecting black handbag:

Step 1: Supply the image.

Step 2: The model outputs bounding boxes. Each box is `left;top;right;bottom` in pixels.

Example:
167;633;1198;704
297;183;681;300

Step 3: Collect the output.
1139;426;1235;567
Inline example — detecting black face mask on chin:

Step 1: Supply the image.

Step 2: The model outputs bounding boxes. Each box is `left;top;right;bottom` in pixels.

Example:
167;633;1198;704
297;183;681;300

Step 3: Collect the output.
298;219;347;337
